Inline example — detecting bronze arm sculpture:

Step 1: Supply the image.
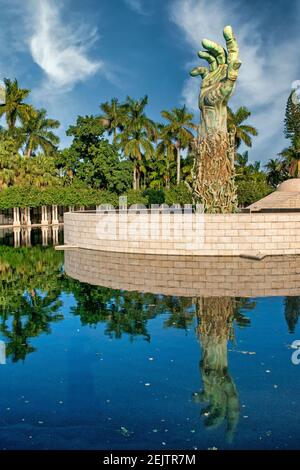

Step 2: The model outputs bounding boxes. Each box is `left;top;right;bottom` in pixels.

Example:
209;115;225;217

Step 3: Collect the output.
190;26;241;213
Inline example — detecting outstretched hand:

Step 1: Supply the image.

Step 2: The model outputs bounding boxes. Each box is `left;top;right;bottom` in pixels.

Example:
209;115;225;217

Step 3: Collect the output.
190;26;241;106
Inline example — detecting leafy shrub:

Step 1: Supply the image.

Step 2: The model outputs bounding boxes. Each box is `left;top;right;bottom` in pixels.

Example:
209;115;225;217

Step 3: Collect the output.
237;180;273;207
142;189;165;205
164;183;193;206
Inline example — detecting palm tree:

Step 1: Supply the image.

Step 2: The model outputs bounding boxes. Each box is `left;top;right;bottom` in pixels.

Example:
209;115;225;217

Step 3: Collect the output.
118;96;157;190
99;98;126;144
280;135;300;178
227;106;258;151
160;106;195;185
156;124;177;189
265;157;287;187
20;108;60;158
0;78;31;130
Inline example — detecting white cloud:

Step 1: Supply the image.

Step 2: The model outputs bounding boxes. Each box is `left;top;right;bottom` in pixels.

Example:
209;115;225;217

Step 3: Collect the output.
170;0;300;163
124;0;147;15
28;0;103;92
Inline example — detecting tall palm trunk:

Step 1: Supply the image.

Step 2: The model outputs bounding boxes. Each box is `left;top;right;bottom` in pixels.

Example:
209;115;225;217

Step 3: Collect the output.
133;166;141;190
176;146;181;185
166;159;170;189
133;166;137;190
136;168;140;190
26;144;32;159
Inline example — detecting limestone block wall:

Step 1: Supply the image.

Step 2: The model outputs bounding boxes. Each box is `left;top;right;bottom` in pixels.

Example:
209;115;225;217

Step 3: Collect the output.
65;249;300;297
64;211;300;256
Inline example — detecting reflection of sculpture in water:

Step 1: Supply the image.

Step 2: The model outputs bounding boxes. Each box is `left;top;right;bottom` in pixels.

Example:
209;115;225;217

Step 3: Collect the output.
284;296;300;334
193;297;252;442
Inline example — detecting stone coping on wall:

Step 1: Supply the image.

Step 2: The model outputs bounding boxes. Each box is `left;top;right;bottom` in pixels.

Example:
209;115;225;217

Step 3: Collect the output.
64;211;300;257
64;249;300;298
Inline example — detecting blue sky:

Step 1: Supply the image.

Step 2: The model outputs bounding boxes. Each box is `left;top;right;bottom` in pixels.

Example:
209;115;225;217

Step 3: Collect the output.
0;0;300;163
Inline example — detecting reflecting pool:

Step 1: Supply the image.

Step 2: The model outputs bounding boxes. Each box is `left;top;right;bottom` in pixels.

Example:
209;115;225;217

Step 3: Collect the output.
0;228;300;450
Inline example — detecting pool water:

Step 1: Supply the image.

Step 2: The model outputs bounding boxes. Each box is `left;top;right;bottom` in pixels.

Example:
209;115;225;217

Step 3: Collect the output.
0;230;300;450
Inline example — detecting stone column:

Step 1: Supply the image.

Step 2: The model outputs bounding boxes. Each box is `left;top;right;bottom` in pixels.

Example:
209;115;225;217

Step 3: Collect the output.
42;226;48;246
79;205;85;211
22;228;31;246
41;206;48;225
13;227;21;247
52;225;59;245
69;206;75;212
25;208;31;226
52;205;59;225
13;207;20;227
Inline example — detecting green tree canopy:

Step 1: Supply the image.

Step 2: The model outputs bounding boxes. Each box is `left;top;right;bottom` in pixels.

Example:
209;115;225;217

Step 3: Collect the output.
57;115;132;193
227;106;258;149
160;106;195;185
0;78;32;130
20;108;60;158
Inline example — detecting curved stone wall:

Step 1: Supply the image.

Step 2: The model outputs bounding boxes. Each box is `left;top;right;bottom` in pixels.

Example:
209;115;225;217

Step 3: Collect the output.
65;249;300;297
64;211;300;256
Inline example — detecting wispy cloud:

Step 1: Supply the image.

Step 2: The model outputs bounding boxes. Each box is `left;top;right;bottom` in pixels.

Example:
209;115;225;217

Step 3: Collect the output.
170;0;300;163
124;0;147;15
27;0;103;92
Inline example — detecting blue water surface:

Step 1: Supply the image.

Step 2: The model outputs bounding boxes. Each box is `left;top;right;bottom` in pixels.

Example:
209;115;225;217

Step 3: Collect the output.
0;230;300;450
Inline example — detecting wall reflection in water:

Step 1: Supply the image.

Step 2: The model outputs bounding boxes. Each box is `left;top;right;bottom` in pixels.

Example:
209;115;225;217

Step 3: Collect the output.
65;248;300;298
0;226;63;247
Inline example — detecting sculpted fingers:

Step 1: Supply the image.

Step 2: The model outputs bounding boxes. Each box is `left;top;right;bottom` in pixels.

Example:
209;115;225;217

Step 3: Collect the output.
190;66;209;78
198;51;218;71
223;26;241;81
202;39;226;65
223;25;239;63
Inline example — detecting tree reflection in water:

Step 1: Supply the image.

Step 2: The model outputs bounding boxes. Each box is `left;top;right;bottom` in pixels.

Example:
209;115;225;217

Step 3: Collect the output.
0;246;64;361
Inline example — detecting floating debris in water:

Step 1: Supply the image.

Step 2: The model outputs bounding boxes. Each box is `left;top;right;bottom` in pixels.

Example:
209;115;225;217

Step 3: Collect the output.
274;384;278;389
120;426;133;437
266;370;271;373
152;429;158;433
229;349;256;355
144;383;151;387
162;442;166;446
243;416;249;419
148;357;154;361
38;421;44;425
